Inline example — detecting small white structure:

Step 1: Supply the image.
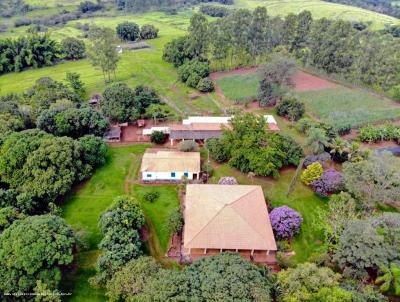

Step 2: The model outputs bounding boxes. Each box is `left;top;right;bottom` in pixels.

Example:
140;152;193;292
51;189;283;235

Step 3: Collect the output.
140;150;201;182
142;127;170;136
183;115;277;125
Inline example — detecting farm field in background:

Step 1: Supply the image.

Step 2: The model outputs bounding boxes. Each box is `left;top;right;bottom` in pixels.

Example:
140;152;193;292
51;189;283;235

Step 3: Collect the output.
0;11;222;116
299;88;400;128
214;69;400;128
234;0;399;29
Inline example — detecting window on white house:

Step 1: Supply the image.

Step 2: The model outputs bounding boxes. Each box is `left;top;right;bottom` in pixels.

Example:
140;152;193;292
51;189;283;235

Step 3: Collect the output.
146;174;152;177
171;172;176;177
184;172;189;177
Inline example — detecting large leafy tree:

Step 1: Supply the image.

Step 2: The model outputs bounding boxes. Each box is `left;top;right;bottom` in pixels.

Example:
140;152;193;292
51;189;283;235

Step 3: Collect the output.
187;13;209;60
37;107;108;138
257;55;296;106
277;262;344;302
87;26;119;83
343;152;400;211
116;22;140;41
101;82;138;123
0;130;106;212
334;214;400;277
93;196;145;286
213;113;303;177
136;253;274;301
61;37;86;60
0;215;75;296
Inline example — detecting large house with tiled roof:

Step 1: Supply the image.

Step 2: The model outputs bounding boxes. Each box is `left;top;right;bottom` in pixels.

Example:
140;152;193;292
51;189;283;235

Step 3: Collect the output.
182;184;277;265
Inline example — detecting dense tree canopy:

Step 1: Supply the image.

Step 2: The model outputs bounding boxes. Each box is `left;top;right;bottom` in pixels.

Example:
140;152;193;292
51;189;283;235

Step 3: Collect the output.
334;214;400;277
101;83;160;123
116;22;140;41
209;113;303;177
37;107;108;138
277;262;344;302
0;34;61;75
0;130;107;213
133;253;273;301
0;215;75;296
61;37;86;60
93;196;145;286
343;152;400;211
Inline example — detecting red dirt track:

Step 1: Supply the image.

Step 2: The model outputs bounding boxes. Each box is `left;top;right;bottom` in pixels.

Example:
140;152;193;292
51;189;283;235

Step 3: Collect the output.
210;67;337;92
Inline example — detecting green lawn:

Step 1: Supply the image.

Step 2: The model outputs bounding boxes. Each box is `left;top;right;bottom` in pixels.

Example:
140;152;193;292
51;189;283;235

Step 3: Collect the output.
298;88;400;128
217;73;259;102
209;163;327;263
133;185;180;255
62;145;149;302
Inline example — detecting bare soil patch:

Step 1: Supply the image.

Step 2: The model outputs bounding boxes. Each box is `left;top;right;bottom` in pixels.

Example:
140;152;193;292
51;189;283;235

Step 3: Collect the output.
291;71;337;92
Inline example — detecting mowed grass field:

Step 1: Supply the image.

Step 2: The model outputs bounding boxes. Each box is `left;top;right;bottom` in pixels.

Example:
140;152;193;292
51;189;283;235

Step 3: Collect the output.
215;71;400;128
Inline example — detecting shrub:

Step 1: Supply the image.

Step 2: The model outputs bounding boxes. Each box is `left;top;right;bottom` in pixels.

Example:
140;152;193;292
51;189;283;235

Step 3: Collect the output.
206;138;228;163
276;97;305;121
178;140;198;152
79;1;103;13
177;59;210;84
358;124;400;143
269;206;303;239
300;162;323;185
218;177;238;185
311;168;344;197
202;162;213;177
200;5;230;17
166;208;183;234
116;22;140;41
303;152;331;168
140;24;159;39
186;73;202;88
61;37;86;60
336;123;351;136
150;131;166;144
197;77;214;92
143;191;160;203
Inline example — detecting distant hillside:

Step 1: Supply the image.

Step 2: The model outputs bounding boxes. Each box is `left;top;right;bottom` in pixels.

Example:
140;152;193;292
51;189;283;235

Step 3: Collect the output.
324;0;400;18
233;0;399;29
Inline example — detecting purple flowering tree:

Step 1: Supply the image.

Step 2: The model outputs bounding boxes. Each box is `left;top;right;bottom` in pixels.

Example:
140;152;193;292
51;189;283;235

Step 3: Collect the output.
269;206;303;239
311;168;344;197
218;177;238;185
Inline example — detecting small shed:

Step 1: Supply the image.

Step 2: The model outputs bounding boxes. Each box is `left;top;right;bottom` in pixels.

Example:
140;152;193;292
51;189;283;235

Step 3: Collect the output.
104;127;121;142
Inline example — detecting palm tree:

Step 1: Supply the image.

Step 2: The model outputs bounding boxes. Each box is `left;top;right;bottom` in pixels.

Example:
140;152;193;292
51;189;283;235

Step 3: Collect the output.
328;137;350;162
376;263;400;296
305;127;329;155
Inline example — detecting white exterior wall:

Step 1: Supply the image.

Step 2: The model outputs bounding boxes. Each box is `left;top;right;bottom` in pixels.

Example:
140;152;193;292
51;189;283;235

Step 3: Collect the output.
142;127;170;136
183;116;232;125
142;171;195;181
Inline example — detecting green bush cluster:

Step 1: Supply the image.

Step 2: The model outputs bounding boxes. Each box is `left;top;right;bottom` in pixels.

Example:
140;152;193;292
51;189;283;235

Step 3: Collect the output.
300;162;323;185
276;97;305;121
177;59;210;89
358;124;400;143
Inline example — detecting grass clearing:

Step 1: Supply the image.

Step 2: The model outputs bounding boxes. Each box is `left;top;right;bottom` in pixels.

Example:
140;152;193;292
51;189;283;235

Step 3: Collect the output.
62;144;149;302
209;163;327;263
216;73;259;102
298;88;400;128
133;185;180;255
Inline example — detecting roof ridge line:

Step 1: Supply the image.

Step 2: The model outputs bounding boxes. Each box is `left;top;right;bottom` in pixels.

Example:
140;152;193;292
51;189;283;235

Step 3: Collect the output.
230;188;269;245
184;186;259;248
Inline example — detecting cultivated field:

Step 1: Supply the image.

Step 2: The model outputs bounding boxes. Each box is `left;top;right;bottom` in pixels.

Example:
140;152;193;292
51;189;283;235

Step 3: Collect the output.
214;69;400;128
